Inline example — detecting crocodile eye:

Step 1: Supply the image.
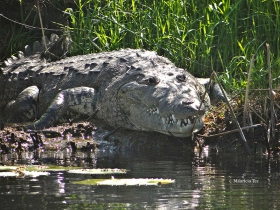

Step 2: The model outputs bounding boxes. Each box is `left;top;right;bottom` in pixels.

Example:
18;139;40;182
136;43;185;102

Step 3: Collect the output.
176;74;186;82
148;77;159;84
139;76;159;85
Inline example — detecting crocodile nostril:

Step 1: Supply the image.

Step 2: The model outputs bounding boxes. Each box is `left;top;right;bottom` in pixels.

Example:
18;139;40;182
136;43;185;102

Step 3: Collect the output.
182;101;194;106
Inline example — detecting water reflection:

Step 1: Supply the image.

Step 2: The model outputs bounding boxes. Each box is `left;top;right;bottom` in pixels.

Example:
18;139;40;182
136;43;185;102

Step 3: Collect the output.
0;142;280;209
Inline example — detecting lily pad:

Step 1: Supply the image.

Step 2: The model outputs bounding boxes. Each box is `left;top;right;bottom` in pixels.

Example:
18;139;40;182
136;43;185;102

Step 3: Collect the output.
0;165;83;172
0;166;18;171
25;165;82;172
68;168;127;174
0;172;20;177
72;178;175;186
19;171;50;177
0;170;50;177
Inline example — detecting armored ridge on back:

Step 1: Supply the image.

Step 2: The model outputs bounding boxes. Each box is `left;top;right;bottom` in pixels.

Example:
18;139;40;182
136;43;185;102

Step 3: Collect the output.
0;34;226;137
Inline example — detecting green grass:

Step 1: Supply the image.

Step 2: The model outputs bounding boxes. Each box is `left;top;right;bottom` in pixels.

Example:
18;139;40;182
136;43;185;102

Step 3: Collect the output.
4;0;280;94
1;0;39;60
64;0;280;93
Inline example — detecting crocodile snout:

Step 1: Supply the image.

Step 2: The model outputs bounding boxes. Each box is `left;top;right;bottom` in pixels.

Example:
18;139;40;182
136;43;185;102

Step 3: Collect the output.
171;98;205;117
181;100;194;106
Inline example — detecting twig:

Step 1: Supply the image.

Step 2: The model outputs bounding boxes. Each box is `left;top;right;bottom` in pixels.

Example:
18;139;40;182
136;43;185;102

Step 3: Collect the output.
36;1;48;51
249;106;266;123
266;43;276;149
242;55;256;149
275;100;280;110
243;54;255;127
267;119;272;143
197;124;263;138
103;127;122;140
35;1;64;61
88;36;103;52
168;131;189;148
248;112;255;148
250;88;280;91
212;71;251;155
264;96;268;122
0;14;62;31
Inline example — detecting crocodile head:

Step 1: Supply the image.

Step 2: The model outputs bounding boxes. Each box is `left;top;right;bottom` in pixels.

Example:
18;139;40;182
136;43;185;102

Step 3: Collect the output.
100;62;211;138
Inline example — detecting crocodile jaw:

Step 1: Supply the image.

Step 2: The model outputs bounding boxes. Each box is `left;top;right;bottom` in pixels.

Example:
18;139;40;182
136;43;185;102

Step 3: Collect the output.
127;104;204;137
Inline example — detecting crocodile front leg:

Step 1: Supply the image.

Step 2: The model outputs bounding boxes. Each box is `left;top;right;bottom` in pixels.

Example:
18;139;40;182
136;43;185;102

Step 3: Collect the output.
28;87;97;130
4;86;39;123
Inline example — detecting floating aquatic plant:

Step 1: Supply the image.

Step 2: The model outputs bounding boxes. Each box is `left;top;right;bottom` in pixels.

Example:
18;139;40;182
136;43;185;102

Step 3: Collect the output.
0;166;18;171
72;178;175;186
0;165;82;172
68;168;127;174
0;170;50;177
0;165;127;177
0;165;172;186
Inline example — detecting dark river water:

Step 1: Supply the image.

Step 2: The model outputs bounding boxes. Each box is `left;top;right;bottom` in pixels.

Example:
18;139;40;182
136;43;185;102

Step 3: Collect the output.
0;139;279;210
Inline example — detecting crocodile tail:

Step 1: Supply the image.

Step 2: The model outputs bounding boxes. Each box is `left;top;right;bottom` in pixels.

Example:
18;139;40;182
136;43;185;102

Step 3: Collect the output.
3;33;72;67
25;34;57;56
40;33;72;61
2;36;49;67
3;51;25;67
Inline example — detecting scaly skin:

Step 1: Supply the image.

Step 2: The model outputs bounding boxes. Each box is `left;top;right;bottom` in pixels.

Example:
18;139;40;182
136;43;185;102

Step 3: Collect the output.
0;37;225;137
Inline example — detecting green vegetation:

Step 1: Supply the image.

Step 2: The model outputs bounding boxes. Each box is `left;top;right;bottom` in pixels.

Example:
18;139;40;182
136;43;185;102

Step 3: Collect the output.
4;0;280;93
65;0;280;93
1;0;38;60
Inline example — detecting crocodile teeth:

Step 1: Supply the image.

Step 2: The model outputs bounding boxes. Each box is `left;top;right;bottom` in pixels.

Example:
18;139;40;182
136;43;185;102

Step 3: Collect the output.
148;108;202;127
190;117;194;123
161;115;203;127
148;107;160;114
172;114;176;122
177;119;182;126
156;107;159;114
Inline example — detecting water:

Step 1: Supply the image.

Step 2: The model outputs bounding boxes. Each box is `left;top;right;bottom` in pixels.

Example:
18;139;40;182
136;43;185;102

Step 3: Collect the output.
0;144;280;209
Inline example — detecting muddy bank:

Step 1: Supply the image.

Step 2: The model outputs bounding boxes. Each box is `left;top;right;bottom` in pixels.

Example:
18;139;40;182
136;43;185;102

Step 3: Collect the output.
0;104;272;158
0;119;195;156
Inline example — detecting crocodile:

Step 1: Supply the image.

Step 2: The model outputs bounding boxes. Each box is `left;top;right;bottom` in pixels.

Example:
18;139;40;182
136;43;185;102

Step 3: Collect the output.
0;34;226;137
